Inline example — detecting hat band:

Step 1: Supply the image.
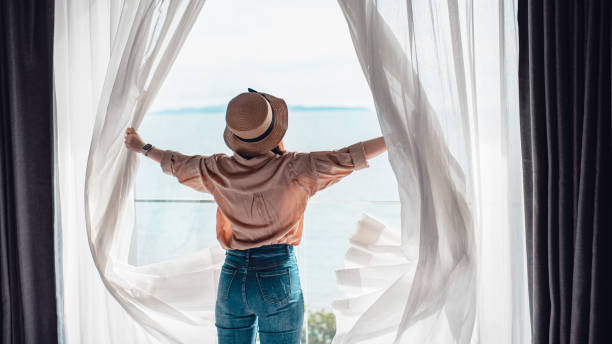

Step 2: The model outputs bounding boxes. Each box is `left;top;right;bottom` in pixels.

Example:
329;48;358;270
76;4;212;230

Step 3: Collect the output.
235;108;275;143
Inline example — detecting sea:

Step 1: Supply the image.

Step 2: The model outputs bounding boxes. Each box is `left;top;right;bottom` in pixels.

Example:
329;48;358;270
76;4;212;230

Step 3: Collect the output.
131;108;401;311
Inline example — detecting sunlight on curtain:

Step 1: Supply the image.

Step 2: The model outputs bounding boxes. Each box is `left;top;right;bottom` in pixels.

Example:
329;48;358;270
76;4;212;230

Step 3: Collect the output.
54;1;212;343
331;1;531;343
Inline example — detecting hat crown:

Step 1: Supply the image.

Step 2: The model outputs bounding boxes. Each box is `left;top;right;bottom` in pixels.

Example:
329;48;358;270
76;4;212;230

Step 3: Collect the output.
223;90;288;156
226;93;272;139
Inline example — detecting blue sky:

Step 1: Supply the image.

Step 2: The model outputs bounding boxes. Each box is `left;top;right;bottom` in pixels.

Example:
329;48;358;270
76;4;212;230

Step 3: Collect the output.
150;0;375;112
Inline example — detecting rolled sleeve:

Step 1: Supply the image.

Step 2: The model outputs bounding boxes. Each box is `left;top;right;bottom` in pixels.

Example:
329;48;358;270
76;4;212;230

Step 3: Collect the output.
300;141;371;194
159;149;212;193
160;149;175;175
347;141;370;171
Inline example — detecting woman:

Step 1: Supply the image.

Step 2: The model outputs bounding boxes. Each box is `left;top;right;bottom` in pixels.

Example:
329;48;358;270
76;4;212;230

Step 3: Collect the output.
124;88;387;343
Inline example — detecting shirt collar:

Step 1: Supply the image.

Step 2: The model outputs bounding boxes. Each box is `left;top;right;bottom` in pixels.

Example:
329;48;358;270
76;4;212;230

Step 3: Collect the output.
231;150;277;164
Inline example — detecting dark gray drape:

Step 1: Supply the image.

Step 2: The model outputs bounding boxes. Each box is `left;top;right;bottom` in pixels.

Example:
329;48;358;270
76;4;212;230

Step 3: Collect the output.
0;0;58;343
518;0;612;343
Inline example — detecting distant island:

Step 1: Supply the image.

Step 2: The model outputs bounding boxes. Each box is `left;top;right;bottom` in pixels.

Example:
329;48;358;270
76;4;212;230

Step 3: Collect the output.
149;104;371;114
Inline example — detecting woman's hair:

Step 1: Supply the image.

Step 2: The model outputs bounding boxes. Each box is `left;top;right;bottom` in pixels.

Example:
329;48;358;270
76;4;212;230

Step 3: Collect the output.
271;145;285;156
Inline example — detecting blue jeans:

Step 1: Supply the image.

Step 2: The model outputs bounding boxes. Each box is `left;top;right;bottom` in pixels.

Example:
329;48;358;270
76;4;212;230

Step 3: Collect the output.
215;244;304;343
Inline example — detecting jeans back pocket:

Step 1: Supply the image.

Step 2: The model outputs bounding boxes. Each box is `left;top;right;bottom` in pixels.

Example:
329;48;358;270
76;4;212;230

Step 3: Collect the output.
218;265;237;301
255;267;291;305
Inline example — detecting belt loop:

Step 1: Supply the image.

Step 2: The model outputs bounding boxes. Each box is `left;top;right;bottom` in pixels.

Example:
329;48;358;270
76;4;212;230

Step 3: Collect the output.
285;244;289;256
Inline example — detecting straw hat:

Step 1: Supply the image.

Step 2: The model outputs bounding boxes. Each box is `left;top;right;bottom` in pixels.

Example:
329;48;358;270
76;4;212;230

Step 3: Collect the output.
223;88;288;157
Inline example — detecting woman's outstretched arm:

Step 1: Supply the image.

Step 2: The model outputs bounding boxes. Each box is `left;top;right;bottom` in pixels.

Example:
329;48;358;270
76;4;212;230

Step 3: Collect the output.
362;136;387;160
142;146;163;163
124;127;213;193
295;136;387;196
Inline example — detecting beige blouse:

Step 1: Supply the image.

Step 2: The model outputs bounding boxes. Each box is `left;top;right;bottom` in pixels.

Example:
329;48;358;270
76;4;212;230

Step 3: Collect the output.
160;141;370;250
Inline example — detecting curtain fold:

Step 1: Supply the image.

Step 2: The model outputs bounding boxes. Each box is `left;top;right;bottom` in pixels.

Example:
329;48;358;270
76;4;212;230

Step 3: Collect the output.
53;1;226;343
518;0;612;343
333;1;530;342
0;1;58;343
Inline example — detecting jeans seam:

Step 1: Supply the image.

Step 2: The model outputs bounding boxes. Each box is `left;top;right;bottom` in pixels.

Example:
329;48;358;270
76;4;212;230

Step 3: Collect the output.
258;328;300;334
242;271;252;312
243;251;253;312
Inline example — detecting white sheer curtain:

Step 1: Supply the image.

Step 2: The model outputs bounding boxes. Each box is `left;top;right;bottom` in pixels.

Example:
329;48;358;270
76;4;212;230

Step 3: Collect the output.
53;1;224;343
331;1;530;343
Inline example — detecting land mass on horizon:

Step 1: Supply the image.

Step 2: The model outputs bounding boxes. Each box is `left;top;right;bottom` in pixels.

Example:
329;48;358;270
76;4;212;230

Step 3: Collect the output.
150;104;371;114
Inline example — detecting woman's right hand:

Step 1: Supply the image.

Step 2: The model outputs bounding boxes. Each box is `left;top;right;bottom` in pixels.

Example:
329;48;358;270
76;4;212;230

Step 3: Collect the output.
124;127;146;153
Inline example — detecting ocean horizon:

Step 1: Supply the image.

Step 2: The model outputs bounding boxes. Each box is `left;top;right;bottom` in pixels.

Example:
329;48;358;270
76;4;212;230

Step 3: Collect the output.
149;104;373;115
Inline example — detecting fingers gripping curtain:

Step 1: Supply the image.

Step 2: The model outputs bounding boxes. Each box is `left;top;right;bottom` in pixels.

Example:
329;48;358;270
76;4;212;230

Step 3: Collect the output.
332;1;530;343
53;1;220;343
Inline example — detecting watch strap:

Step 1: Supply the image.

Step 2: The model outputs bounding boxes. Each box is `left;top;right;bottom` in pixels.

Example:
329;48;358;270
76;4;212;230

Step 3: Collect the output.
142;143;153;156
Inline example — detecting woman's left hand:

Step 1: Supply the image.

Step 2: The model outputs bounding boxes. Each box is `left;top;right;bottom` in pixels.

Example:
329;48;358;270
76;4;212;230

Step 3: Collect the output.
124;127;146;153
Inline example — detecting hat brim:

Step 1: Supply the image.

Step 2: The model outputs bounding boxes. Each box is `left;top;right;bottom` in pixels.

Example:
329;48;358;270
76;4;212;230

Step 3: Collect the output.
224;92;288;157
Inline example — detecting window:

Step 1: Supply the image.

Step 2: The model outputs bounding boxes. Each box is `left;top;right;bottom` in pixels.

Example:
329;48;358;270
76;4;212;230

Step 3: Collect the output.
130;1;399;340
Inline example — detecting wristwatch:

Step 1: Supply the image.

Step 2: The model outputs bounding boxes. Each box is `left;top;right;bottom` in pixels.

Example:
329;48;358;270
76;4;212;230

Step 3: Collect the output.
141;143;153;156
